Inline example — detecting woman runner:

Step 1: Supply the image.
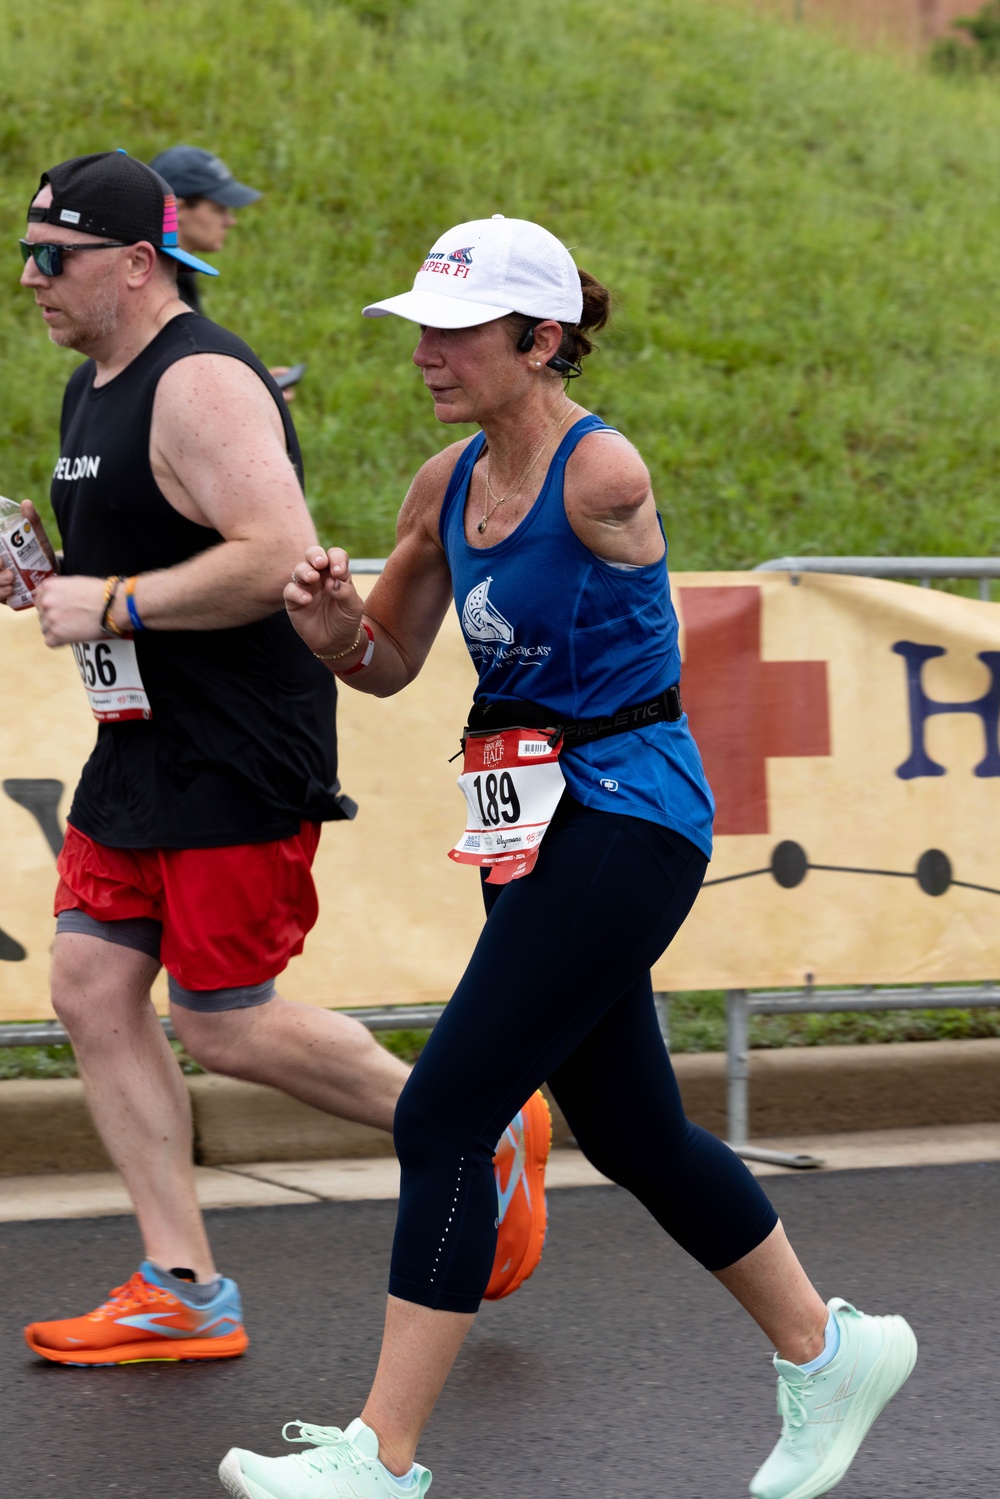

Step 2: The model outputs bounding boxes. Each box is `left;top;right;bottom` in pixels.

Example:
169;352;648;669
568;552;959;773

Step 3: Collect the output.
218;215;916;1499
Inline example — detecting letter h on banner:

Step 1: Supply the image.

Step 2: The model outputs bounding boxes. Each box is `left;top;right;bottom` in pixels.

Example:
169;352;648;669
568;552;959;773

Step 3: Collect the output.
893;641;1000;779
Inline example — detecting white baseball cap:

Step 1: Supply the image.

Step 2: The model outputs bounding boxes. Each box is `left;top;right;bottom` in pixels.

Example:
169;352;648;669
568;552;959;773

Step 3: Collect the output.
362;214;583;329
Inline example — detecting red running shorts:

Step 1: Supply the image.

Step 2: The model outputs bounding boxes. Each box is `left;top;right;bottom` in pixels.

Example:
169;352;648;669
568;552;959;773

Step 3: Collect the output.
54;821;322;990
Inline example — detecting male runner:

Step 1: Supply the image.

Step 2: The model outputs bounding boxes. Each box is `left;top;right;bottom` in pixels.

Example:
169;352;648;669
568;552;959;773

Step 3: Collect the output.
5;151;548;1365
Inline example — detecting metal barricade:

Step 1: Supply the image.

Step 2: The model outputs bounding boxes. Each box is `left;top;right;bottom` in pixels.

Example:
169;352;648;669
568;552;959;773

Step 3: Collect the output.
726;984;1000;1167
0;1006;447;1052
755;555;1000;599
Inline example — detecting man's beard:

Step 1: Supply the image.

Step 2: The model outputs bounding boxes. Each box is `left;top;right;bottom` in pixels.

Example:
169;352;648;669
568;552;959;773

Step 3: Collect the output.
49;273;121;354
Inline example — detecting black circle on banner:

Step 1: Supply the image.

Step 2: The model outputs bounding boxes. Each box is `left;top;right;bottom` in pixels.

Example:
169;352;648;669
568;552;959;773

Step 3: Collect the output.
771;840;808;889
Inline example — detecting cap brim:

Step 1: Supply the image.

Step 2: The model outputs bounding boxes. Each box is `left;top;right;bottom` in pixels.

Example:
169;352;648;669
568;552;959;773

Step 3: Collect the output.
208;181;261;208
162;246;220;276
362;289;511;328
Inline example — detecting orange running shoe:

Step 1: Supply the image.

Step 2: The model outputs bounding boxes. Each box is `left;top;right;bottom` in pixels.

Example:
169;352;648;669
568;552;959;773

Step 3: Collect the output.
485;1089;552;1301
24;1261;248;1365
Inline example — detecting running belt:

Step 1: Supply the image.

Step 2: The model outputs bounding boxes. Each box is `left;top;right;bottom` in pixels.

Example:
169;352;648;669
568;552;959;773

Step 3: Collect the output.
464;685;683;748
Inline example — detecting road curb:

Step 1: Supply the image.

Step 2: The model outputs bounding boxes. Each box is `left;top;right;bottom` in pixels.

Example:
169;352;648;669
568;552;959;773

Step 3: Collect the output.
1;1037;998;1177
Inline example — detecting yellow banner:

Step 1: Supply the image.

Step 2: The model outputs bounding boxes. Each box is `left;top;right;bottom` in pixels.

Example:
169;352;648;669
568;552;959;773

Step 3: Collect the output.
2;571;999;1021
662;572;1000;989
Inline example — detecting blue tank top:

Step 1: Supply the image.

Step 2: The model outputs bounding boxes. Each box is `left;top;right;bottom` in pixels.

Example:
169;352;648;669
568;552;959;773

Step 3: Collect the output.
439;414;714;858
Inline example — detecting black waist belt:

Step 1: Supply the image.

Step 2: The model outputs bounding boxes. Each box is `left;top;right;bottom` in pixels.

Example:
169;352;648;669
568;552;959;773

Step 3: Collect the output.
465;685;683;748
561;684;683;745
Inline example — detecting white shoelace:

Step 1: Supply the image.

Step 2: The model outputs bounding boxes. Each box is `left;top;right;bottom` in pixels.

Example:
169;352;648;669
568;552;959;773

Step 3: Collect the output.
776;1378;809;1434
280;1422;363;1475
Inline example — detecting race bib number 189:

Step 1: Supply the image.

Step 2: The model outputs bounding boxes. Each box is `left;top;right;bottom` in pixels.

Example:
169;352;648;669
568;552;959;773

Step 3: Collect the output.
71;636;152;722
449;727;565;885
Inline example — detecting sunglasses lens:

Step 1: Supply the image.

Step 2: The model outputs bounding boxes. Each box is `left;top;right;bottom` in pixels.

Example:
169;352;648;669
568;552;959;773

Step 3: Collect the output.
19;242;61;275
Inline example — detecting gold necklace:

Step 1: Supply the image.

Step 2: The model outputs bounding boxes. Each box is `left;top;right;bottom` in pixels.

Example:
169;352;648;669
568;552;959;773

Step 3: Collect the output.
478;404;574;535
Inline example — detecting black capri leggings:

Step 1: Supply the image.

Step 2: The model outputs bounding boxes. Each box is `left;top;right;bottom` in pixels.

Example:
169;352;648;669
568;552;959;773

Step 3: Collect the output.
389;795;778;1313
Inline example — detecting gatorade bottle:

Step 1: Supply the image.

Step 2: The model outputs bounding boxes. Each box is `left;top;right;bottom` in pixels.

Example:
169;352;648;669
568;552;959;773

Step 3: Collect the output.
0;497;55;610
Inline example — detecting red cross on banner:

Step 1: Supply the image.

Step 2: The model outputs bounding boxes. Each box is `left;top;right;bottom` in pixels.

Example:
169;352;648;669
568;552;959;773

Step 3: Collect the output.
678;585;830;836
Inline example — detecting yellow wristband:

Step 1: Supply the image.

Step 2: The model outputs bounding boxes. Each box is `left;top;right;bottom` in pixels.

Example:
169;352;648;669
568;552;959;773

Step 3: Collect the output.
101;575;128;638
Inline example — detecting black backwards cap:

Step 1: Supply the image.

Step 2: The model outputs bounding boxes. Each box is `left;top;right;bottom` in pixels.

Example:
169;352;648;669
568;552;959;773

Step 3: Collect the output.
27;150;219;276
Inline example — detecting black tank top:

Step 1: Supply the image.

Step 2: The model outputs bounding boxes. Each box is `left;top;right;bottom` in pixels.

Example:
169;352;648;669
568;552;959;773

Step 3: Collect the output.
52;312;348;849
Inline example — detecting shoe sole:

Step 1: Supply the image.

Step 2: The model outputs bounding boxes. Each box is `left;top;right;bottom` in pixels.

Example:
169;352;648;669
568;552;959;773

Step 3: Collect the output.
484;1090;552;1301
24;1327;249;1365
218;1451;255;1499
765;1315;918;1499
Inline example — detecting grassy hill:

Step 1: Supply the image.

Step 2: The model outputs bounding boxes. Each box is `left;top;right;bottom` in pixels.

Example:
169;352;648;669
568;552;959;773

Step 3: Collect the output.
3;0;1000;566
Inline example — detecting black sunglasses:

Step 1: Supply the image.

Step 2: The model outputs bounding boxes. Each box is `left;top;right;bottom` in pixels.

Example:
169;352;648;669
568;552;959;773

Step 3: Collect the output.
19;239;129;277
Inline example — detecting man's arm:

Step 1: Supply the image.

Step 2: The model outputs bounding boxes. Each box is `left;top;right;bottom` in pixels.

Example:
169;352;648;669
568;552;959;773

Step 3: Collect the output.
33;354;316;646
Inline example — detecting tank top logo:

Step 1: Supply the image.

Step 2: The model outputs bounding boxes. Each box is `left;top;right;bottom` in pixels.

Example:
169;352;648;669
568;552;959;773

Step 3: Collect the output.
462;577;514;644
53;454;101;481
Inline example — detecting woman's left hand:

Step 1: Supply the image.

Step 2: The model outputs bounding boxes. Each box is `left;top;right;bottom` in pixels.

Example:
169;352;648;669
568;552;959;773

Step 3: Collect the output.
284;547;365;657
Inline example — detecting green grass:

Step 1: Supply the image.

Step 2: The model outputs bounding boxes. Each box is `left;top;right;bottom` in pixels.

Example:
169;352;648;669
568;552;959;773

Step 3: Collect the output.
663;992;1000;1051
3;0;1000;567
0;1025;429;1081
0;1037;203;1081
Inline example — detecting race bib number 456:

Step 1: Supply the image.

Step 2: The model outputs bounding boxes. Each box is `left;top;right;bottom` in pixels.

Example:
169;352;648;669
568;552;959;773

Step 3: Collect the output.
71;637;152;722
449;726;565;885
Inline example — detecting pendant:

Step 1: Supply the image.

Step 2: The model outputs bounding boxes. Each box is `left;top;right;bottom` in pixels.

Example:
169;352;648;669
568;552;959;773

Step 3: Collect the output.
477;518;488;534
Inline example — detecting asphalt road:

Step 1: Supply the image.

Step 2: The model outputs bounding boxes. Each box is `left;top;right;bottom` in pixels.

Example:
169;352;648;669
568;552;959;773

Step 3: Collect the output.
2;1163;996;1497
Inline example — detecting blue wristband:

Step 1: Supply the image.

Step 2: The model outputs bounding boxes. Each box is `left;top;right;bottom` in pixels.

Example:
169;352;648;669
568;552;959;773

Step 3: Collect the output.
125;577;145;632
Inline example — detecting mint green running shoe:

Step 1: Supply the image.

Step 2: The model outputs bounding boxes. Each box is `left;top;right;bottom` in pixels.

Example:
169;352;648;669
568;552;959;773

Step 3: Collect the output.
218;1417;431;1499
749;1297;917;1499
